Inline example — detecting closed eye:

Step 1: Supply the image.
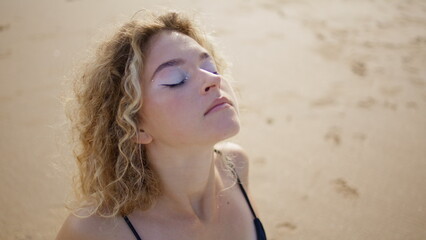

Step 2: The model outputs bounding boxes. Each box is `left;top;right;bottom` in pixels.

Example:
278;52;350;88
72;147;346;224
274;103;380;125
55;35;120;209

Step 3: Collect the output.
157;67;189;88
161;78;186;88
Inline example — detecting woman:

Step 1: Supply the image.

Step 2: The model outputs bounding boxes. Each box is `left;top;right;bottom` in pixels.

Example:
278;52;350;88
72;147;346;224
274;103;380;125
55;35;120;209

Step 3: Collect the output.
57;11;266;240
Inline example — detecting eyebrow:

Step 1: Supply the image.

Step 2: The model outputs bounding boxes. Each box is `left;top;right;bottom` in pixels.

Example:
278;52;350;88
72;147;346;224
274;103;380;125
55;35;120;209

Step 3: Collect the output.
150;52;211;81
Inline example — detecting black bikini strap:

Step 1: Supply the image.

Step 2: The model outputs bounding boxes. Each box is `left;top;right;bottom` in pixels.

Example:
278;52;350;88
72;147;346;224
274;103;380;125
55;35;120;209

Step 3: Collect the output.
123;216;143;240
236;175;258;219
214;148;259;219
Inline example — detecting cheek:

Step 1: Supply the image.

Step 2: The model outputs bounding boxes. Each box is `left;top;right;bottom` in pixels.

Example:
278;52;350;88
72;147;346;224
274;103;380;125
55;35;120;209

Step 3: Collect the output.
143;90;196;130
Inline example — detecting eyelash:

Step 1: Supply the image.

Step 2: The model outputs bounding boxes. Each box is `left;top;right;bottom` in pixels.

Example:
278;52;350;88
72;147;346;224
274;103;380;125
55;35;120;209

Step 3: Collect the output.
162;78;187;88
160;69;219;88
161;73;190;88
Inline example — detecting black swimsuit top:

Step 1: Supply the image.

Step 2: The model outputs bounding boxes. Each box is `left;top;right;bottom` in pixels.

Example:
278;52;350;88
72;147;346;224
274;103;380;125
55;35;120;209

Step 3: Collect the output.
123;175;267;240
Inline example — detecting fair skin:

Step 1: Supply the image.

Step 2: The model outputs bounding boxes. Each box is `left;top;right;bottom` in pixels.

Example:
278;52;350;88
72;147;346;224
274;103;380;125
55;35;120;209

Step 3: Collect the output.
56;31;258;240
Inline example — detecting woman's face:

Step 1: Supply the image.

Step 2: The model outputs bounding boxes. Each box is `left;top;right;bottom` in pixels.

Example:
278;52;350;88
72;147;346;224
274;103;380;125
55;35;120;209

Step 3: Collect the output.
138;31;240;147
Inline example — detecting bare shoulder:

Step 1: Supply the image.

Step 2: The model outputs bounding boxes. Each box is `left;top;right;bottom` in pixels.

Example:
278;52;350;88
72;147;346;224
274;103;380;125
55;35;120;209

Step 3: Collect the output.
55;212;100;240
215;142;250;187
55;210;126;240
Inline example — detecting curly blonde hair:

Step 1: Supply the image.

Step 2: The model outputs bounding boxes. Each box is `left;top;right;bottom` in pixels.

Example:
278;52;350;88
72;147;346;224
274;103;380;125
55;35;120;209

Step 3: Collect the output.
66;11;231;217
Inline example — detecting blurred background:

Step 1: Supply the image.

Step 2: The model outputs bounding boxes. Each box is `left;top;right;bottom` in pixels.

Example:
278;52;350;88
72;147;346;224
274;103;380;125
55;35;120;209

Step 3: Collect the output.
0;0;425;239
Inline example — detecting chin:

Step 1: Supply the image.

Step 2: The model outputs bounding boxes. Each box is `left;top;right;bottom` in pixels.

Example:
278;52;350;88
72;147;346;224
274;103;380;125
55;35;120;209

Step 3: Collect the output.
197;109;241;144
212;117;241;142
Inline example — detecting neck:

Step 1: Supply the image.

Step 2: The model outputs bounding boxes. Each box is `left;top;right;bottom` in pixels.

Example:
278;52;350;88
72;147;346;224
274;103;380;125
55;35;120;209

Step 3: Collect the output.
145;143;222;222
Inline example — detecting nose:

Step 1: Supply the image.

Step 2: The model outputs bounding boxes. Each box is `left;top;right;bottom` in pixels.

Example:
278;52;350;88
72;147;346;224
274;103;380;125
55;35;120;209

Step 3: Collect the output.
200;72;221;94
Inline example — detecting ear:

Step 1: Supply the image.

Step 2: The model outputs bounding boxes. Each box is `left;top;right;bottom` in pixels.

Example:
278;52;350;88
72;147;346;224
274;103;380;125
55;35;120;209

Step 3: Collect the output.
135;129;153;144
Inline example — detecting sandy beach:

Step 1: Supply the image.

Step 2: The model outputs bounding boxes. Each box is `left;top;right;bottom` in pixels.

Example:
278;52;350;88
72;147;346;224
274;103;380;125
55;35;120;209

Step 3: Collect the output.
1;0;425;239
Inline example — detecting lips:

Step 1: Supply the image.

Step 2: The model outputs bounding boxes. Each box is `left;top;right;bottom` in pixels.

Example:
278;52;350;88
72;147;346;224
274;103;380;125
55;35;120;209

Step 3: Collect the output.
204;96;233;116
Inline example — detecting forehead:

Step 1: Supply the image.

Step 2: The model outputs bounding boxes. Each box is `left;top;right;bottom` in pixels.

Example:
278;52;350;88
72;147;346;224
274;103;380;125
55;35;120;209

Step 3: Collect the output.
143;31;205;75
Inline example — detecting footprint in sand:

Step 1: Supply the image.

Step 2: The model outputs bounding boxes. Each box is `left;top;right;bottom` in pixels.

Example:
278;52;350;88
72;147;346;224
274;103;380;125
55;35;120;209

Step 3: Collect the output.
383;101;398;111
405;101;418;109
266;117;274;125
409;77;425;87
276;221;297;231
0;24;10;32
331;178;359;199
357;97;376;109
0;49;12;59
324;127;341;146
411;36;426;46
315;32;325;41
351;60;367;77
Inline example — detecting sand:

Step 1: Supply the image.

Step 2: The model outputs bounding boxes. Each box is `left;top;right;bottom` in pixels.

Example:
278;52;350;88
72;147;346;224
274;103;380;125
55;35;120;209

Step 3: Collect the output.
0;0;425;239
